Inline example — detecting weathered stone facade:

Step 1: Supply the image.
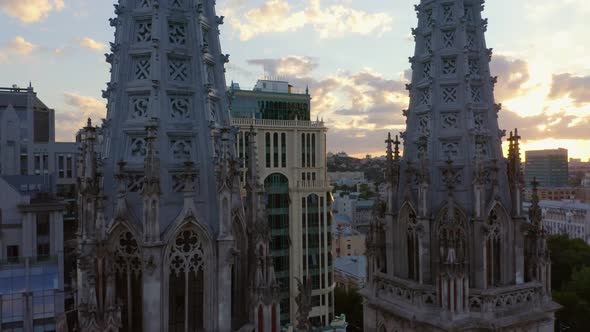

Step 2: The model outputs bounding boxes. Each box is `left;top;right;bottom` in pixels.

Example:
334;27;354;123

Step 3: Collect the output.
361;1;560;331
75;1;279;331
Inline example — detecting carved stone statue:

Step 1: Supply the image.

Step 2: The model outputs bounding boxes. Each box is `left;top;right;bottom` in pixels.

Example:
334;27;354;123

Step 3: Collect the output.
295;276;313;330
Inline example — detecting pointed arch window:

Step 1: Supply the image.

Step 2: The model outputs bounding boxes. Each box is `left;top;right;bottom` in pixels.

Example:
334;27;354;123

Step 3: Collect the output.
406;208;420;281
113;231;143;332
231;218;248;328
168;227;206;331
485;209;502;287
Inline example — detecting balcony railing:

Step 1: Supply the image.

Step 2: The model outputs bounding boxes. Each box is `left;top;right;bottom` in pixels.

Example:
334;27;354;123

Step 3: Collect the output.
231;117;325;129
297;180;332;190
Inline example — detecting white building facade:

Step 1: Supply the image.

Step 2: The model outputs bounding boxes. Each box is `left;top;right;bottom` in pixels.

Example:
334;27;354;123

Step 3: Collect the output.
231;81;335;327
539;200;590;244
328;172;367;188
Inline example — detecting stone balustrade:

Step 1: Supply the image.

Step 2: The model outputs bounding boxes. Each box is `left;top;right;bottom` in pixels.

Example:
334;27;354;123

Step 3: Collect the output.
231;117;325;129
373;275;544;315
468;282;543;314
374;275;438;308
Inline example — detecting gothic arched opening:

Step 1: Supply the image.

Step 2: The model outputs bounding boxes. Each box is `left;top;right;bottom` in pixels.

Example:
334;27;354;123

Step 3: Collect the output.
112;229;143;332
167;226;206;331
434;206;468;268
264;173;290;323
231;217;248;329
400;204;420;281
485;207;504;287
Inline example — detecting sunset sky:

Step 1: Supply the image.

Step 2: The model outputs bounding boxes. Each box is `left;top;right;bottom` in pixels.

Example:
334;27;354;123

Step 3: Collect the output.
1;0;588;159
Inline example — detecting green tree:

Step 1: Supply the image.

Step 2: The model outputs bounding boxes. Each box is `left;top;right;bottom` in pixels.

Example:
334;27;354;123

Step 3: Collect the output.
334;287;363;332
548;235;590;330
548;235;590;290
358;184;375;199
553;267;590;331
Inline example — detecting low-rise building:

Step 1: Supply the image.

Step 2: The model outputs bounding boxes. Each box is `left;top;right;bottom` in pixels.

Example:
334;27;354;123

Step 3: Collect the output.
524;186;590;204
524;200;590;244
328;172;367;188
332;215;365;258
569;158;590;180
0;176;66;331
332;192;375;231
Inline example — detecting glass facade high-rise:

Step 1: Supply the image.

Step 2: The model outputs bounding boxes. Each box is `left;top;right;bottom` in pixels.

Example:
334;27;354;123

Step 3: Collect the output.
525;148;569;187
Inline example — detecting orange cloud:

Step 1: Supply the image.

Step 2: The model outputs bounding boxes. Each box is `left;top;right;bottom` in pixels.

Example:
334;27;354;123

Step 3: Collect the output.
0;0;65;23
225;0;393;41
78;37;106;52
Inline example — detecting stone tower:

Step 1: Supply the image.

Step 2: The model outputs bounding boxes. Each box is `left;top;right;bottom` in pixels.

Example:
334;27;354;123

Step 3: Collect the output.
75;1;279;331
361;1;559;331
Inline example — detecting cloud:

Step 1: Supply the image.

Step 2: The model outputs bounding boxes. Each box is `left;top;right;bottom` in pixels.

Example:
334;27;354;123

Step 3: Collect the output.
56;92;105;140
247;56;319;77
490;55;531;101
0;36;38;63
225;0;393;41
8;36;38;55
499;108;590;141
78;37;106;52
0;0;65;23
246;55;409;158
548;73;590;107
247;55;407;127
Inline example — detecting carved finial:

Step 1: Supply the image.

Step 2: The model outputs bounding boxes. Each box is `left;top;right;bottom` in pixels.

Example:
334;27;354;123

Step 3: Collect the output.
385;132;394;160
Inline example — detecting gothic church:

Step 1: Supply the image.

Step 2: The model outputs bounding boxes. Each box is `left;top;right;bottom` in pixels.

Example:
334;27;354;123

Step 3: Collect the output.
75;0;279;331
362;0;560;331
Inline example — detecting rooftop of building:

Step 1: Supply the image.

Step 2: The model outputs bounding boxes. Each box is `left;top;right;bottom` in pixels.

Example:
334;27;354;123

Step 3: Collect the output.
334;255;367;280
0;84;50;110
525;148;568;157
538;199;590;210
333;213;352;225
229;79;313;121
332;218;364;237
229;79;309;96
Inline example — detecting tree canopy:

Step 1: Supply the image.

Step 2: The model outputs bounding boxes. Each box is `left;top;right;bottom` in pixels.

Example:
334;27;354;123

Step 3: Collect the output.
549;235;590;330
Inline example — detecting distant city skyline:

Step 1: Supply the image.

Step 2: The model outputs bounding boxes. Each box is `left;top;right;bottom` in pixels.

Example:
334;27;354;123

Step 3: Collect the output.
0;0;588;159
